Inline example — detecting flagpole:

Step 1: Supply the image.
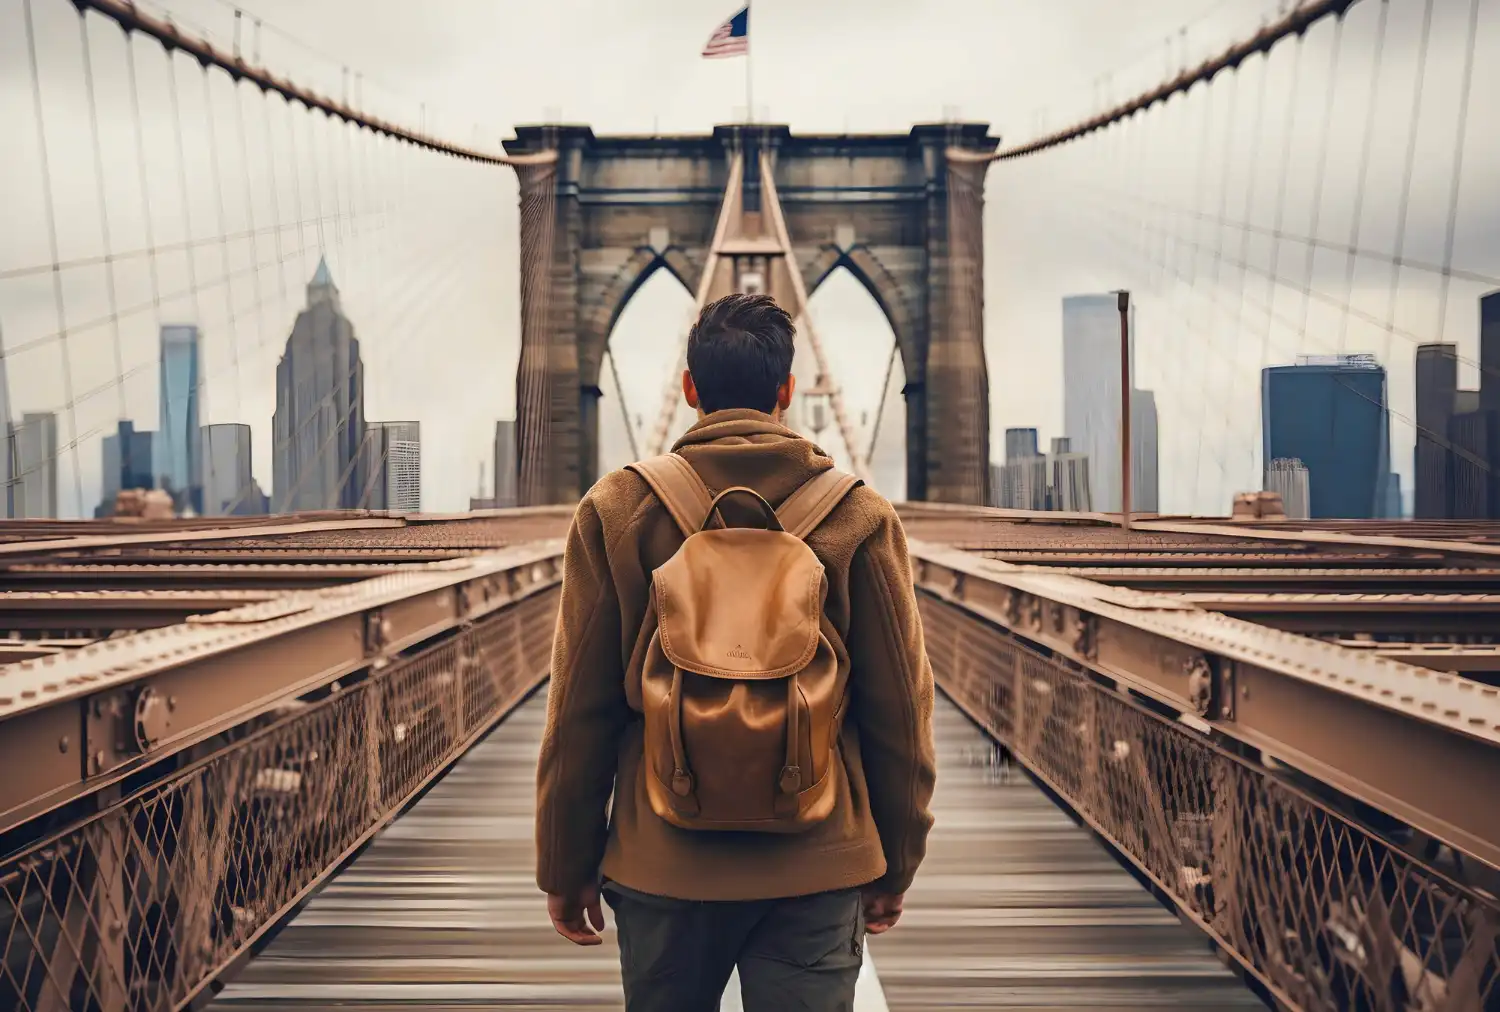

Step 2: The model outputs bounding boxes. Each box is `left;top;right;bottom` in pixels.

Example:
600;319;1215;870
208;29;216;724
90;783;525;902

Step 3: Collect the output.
744;4;753;123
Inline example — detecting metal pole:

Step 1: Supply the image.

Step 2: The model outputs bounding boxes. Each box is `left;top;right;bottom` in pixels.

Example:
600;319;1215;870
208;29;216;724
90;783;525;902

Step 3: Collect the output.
744;5;754;123
1117;290;1132;531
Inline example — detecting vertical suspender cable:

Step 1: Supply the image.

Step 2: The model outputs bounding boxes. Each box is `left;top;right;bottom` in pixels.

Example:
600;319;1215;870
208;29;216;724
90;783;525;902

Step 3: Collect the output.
23;0;86;517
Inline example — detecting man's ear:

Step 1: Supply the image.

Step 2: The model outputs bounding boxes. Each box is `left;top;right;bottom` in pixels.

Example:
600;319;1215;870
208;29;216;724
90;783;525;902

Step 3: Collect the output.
682;369;700;410
776;373;796;411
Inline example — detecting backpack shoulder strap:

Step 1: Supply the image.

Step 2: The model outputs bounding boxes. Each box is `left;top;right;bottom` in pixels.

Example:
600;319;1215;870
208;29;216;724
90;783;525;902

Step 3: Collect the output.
625;454;713;539
775;467;864;539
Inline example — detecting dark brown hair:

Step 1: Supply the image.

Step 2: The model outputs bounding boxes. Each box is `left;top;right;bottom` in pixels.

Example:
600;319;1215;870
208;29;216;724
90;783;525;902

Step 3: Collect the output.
686;293;796;414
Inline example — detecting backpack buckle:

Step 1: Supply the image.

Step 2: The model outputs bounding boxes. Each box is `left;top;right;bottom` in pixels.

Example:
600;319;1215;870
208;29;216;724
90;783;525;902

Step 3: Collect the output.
671;768;696;798
778;765;801;795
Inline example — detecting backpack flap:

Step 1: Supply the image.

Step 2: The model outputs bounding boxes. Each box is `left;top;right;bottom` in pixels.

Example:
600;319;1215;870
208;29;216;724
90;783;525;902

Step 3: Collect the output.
652;529;825;679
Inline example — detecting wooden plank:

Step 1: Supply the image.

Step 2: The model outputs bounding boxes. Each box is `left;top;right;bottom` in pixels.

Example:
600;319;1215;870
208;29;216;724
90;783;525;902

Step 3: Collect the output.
211;696;1262;1010
869;701;1264;1010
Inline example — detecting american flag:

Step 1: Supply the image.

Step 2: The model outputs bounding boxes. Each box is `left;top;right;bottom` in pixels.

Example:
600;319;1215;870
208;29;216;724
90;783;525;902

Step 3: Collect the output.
702;6;748;59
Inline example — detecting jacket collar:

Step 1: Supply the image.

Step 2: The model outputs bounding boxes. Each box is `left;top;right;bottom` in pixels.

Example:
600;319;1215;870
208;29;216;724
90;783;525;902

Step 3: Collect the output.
667;409;834;506
672;409;808;449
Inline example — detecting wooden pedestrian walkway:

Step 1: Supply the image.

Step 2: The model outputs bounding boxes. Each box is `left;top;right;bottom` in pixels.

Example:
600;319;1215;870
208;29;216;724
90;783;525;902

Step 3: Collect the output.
211;694;1261;1010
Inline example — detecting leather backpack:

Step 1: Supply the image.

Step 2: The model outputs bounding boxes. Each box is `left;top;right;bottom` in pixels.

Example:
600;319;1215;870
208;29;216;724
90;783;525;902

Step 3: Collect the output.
626;453;862;833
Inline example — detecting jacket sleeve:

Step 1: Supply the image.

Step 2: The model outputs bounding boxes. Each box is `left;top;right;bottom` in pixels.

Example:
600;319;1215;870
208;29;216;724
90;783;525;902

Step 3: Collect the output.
847;506;936;895
535;494;629;896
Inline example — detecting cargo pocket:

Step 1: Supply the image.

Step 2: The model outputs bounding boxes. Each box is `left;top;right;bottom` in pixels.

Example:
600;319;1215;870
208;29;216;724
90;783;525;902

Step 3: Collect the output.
773;889;864;970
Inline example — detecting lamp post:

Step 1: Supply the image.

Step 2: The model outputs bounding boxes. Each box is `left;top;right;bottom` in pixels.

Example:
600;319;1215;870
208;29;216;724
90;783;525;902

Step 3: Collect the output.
1116;290;1132;533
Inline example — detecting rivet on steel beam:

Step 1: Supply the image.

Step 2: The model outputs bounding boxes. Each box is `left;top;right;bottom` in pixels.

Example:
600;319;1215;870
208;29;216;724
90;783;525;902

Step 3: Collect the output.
58;735;69;753
999;589;1018;625
1184;656;1212;717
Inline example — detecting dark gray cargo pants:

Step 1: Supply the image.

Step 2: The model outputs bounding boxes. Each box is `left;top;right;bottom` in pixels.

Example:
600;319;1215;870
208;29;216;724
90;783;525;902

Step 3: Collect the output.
602;881;865;1012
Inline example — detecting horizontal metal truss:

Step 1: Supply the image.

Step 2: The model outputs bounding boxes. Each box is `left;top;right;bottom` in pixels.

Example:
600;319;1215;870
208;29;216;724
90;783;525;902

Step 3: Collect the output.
0;541;565;836
0;583;559;1012
922;593;1500;1011
909;540;1500;873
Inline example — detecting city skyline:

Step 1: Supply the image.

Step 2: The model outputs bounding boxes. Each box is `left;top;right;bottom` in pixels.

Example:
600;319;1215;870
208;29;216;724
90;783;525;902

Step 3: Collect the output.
19;277;1499;522
87;263;439;518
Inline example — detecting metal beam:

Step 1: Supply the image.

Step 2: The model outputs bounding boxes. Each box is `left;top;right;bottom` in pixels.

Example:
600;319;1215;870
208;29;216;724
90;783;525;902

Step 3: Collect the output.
0;562;426;591
0;589;278;630
993;565;1500;594
0;542;565;835
909;538;1500;872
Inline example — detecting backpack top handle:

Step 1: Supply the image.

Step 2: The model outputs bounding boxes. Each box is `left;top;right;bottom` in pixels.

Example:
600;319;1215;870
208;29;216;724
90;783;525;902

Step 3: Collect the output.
700;486;784;534
628;453;862;541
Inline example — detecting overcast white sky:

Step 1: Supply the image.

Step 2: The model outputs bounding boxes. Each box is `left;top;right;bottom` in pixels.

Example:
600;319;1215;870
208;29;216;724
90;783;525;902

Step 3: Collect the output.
1;0;1496;515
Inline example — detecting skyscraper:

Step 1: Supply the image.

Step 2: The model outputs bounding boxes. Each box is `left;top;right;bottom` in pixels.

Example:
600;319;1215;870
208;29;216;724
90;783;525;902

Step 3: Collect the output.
1262;355;1392;519
1005;427;1039;463
1048;445;1093;511
1449;403;1496;518
493;420;517;508
363;421;421;512
98;420;154;516
994;427;1047;509
158;324;202;513
273;258;367;511
1264;457;1311;520
1409;293;1500;519
202;423;265;515
12;412;57;518
1481;290;1500;414
1414;343;1459;518
1062;294;1159;512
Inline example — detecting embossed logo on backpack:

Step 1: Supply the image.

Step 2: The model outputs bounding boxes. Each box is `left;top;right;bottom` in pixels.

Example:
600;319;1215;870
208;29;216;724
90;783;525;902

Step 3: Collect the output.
727;644;753;661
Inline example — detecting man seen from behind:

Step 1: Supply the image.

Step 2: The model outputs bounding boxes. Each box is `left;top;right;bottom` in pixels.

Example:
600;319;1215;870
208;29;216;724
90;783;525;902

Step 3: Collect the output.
535;293;936;1011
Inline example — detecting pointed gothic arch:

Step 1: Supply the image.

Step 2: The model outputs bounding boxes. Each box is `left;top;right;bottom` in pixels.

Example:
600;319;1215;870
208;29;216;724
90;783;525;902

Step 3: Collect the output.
506;123;997;503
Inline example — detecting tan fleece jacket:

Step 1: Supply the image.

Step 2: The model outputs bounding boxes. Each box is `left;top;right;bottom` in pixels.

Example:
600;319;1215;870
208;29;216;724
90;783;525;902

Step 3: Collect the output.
534;409;936;902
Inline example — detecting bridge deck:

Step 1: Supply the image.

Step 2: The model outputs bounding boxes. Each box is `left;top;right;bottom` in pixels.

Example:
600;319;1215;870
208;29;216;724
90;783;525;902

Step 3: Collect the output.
210;695;1260;1011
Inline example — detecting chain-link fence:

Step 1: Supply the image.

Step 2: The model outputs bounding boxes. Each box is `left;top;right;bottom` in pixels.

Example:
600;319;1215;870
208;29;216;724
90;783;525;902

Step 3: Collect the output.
921;593;1500;1012
0;586;557;1012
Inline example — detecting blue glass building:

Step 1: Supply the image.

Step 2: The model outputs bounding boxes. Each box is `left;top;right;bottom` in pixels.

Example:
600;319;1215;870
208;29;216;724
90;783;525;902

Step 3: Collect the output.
1262;355;1393;519
97;420;154;517
157;324;202;512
